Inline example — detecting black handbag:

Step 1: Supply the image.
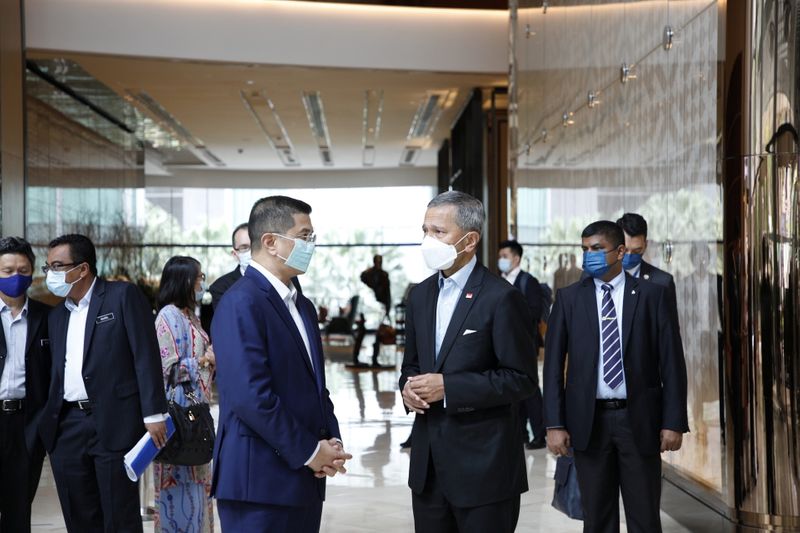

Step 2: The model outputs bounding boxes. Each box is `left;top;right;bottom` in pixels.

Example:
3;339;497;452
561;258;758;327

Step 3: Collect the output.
551;453;584;520
154;369;215;467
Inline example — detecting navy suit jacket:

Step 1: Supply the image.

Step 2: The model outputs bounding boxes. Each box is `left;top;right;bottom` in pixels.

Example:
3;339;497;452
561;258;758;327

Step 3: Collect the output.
39;278;167;453
399;262;538;508
543;274;688;454
211;266;340;506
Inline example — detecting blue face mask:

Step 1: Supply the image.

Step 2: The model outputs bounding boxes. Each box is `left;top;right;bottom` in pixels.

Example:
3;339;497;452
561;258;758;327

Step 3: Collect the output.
582;249;618;278
0;274;33;298
622;253;643;271
275;234;316;274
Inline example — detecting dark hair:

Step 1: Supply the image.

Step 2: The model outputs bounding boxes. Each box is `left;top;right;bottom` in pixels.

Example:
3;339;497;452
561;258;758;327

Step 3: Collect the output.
232;222;249;248
0;237;35;269
248;196;312;252
157;256;201;311
581;220;625;249
616;213;648;238
48;234;97;275
498;239;523;258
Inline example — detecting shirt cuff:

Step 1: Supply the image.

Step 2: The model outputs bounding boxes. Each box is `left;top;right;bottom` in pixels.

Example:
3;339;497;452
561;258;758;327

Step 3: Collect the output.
143;413;168;424
304;442;322;466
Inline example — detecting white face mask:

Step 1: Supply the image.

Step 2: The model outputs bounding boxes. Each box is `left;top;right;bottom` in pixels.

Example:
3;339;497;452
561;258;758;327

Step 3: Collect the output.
46;265;82;298
420;233;471;271
236;249;251;270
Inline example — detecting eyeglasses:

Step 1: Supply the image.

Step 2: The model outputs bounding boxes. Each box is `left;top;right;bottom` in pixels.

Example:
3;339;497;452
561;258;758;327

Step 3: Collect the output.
234;245;251;253
197;273;206;281
291;233;316;243
41;262;79;274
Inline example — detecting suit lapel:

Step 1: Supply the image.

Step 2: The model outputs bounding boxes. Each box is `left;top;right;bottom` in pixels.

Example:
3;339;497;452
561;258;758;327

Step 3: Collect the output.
0;314;6;380
621;274;639;353
297;294;324;392
419;276;439;373
433;266;485;372
248;270;316;380
24;300;42;357
640;261;652;281
580;277;599;350
82;278;105;361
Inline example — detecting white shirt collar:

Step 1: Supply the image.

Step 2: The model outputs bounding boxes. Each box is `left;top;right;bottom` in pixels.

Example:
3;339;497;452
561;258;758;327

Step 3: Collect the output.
502;265;522;279
65;278;98;312
439;255;477;291
248;260;296;303
593;268;625;291
0;297;28;318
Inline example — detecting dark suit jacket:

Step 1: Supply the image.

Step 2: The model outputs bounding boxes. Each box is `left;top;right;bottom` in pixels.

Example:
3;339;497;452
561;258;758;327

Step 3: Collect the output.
543;274;688;454
209;267;242;310
210;266;340;506
39;278;168;453
0;298;51;454
399;262;538;508
513;270;544;348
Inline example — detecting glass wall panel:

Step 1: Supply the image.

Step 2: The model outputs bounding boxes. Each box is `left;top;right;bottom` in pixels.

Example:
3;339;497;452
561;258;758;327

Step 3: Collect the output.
513;0;723;494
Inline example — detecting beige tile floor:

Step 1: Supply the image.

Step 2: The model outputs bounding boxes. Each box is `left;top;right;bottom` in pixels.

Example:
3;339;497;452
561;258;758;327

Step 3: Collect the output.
31;342;691;532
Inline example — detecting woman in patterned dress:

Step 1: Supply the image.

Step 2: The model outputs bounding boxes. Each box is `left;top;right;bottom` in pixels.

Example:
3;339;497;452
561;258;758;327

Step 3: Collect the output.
154;256;215;533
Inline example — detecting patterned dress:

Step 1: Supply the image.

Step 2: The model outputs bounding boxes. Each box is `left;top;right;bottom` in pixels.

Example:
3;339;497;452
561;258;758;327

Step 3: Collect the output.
154;304;214;533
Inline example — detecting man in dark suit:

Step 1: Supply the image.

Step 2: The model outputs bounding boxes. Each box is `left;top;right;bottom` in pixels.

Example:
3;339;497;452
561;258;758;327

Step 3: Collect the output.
616;213;677;305
400;191;538;533
498;239;546;449
211;196;350;532
39;234;168;533
209;222;250;310
543;221;688;533
0;237;50;533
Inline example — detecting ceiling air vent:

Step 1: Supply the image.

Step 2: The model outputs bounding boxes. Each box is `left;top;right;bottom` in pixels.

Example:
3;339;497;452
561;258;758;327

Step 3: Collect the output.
301;91;334;166
125;90;225;167
400;89;456;166
362;89;383;166
240;90;300;167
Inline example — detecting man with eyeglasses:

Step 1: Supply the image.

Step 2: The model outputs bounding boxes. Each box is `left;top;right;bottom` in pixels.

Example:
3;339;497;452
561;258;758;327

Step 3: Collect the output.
0;237;51;533
38;234;168;533
211;196;350;532
209;222;251;310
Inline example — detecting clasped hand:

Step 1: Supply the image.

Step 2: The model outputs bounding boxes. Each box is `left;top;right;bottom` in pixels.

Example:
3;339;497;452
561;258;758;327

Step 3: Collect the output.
308;438;353;479
402;374;445;414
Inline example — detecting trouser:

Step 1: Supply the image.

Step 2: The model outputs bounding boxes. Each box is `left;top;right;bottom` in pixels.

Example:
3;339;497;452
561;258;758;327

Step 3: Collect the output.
0;409;44;533
49;406;142;533
573;407;662;533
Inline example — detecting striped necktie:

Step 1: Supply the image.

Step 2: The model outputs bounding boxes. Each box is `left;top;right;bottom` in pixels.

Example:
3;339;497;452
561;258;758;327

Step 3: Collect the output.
601;283;623;389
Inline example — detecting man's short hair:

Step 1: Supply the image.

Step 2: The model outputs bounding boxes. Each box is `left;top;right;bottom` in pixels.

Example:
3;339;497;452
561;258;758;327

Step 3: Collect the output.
0;236;35;268
616;213;648;238
248;196;312;251
581;221;625;249
498;239;523;257
427;191;484;234
48;234;98;275
231;222;249;248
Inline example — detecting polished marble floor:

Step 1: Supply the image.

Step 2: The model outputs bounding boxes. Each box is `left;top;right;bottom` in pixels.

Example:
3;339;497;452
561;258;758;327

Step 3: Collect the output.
31;339;693;532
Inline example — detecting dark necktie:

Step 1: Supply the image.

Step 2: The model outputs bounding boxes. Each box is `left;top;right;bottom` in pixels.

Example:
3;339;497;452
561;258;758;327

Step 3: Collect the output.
601;283;623;389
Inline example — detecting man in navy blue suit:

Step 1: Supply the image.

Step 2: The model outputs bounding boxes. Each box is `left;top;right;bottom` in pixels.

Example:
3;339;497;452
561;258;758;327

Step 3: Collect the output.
211;195;350;532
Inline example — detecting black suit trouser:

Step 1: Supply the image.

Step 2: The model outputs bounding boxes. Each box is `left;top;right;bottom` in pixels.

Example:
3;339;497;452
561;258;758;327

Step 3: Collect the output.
573;407;662;533
49;406;142;533
0;410;44;533
520;385;545;440
411;451;520;533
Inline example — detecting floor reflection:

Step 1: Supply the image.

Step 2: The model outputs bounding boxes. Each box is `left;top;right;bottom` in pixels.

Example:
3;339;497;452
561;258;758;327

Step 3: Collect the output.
31;336;692;532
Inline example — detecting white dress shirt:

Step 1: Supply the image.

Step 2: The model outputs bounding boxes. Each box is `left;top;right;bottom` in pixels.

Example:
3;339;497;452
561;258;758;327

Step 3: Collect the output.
0;298;28;400
435;256;477;358
501;265;522;286
593;270;627;399
63;279;96;402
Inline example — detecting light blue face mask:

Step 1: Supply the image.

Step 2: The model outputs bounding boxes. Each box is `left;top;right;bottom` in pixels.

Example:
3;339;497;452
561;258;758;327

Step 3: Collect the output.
622;253;643;271
582;249;617;278
275;234;316;273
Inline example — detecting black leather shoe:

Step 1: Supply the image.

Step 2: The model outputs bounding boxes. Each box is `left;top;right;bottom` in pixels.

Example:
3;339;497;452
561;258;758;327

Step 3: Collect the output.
525;437;546;450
